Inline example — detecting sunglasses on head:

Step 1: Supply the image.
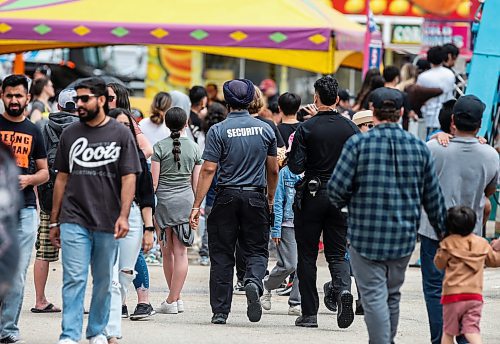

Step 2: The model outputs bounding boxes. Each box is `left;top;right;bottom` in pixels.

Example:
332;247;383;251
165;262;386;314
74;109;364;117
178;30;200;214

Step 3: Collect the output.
73;94;98;103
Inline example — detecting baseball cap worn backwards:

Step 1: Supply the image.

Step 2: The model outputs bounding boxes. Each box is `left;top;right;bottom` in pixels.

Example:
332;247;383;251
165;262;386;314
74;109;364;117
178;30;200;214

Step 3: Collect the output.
371;87;404;110
223;79;255;109
453;95;485;123
58;88;77;111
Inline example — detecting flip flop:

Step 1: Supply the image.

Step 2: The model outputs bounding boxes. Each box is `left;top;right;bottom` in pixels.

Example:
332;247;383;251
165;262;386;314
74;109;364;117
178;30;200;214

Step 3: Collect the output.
30;303;61;313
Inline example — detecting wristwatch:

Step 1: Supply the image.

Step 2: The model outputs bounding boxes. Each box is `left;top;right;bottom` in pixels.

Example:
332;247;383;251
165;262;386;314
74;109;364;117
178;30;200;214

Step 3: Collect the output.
143;225;155;233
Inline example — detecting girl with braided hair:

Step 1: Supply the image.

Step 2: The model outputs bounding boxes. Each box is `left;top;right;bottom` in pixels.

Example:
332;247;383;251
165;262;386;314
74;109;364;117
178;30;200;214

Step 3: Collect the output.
151;107;202;315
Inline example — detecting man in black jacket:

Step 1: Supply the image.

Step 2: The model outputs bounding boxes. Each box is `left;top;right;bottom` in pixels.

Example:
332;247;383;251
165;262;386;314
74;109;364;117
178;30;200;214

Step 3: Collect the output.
288;76;359;329
32;89;78;313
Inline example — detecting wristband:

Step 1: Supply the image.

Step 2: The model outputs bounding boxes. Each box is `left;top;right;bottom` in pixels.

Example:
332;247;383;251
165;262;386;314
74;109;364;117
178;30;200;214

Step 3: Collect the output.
48;223;60;229
192;207;200;211
143;226;155;233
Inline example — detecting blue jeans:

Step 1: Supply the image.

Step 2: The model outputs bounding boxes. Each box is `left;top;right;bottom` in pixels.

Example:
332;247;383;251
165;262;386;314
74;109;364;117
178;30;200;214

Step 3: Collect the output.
133;251;149;290
0;208;37;339
421;236;468;344
60;223;118;341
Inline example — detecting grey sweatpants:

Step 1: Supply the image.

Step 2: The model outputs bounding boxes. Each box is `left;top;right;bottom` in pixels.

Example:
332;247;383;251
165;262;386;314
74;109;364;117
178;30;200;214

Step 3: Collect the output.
349;247;411;344
264;226;300;306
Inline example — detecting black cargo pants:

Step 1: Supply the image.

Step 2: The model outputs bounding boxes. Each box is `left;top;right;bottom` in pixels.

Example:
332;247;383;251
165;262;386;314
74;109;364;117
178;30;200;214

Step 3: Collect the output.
207;188;270;314
294;187;351;316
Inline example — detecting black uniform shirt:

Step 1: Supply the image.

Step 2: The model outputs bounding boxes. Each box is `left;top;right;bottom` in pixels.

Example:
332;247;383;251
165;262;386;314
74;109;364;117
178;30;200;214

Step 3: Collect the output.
288;110;359;182
203;110;277;188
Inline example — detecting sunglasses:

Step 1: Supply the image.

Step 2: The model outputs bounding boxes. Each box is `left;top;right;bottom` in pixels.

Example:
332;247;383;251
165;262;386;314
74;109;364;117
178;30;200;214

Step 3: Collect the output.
360;123;374;129
107;95;115;102
73;94;98;103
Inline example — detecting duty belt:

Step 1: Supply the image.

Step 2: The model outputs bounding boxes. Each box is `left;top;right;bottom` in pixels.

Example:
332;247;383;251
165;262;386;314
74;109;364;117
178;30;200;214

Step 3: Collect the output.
218;186;266;193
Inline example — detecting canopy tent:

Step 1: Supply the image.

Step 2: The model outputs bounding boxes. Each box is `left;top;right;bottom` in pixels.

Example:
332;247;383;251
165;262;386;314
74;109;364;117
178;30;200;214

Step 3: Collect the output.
0;0;365;73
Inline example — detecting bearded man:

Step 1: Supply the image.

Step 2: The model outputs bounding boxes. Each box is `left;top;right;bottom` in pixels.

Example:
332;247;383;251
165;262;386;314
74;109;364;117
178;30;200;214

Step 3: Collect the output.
48;77;141;344
0;74;49;344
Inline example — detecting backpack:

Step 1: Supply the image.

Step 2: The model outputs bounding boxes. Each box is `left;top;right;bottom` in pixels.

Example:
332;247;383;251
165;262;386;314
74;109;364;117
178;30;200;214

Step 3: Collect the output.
38;122;62;213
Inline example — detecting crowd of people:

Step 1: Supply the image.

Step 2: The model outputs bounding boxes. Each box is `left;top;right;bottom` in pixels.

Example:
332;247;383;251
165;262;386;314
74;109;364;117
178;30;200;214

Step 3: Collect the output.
0;42;499;344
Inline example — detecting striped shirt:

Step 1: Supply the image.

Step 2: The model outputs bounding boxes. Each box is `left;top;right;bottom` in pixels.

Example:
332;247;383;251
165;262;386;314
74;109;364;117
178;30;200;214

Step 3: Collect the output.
328;123;446;260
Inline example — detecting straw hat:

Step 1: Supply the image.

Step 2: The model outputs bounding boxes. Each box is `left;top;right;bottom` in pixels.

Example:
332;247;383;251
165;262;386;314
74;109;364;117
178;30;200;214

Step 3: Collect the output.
352;110;373;126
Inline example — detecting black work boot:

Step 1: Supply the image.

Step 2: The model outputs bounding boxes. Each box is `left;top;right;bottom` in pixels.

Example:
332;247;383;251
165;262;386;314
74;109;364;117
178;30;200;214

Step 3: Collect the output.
323;281;337;312
337;290;354;329
355;299;364;315
295;315;318;328
211;313;228;324
245;282;262;322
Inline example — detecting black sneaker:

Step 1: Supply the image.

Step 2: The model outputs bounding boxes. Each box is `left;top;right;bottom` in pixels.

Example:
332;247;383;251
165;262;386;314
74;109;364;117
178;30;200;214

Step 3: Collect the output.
337;290;354;329
295;315;318;328
323;282;337;312
0;335;25;343
130;303;156;321
122;304;128;318
211;313;228;324
245;282;262;322
355;300;364;315
277;282;293;296
233;280;245;295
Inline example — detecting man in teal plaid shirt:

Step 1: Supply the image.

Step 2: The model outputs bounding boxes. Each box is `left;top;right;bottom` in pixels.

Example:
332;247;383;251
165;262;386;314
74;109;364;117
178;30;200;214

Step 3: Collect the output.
328;87;446;344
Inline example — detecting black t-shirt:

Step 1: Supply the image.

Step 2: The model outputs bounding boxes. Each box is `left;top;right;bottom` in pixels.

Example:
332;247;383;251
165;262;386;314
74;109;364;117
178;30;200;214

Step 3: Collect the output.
256;116;285;148
277;122;299;148
0;115;47;207
54;118;142;233
288;111;360;182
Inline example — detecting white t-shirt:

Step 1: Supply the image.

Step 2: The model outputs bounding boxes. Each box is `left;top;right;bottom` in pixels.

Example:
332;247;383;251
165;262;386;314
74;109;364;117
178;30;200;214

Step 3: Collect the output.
139;118;171;146
417;66;455;128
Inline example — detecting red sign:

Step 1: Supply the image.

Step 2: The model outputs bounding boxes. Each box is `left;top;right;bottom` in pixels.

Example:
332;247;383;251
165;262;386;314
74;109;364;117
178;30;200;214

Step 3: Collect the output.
331;0;479;21
422;21;471;55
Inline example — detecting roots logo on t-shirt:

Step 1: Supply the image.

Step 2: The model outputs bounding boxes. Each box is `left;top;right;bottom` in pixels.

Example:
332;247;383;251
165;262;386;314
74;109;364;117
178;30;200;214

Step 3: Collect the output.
69;137;121;172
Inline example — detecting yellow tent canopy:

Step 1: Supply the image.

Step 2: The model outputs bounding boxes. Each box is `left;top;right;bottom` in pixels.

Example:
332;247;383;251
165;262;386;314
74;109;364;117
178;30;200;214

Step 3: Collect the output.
0;0;365;73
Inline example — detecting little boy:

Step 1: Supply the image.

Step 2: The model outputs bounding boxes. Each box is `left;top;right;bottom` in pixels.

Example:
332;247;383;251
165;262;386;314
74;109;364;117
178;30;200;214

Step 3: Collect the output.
434;206;500;344
261;133;302;316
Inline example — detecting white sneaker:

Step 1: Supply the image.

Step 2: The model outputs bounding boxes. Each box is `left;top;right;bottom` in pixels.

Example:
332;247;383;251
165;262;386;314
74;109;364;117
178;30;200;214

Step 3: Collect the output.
261;290;272;310
89;334;107;344
288;305;301;316
58;339;78;344
177;300;184;313
156;300;178;314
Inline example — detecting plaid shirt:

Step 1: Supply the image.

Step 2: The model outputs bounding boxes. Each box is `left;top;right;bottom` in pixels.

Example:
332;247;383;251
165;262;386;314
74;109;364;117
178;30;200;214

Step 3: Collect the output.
328;123;446;261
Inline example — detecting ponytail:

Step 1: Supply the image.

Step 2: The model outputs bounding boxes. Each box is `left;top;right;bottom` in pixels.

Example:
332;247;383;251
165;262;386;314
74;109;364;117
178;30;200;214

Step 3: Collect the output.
164;106;188;170
171;129;181;170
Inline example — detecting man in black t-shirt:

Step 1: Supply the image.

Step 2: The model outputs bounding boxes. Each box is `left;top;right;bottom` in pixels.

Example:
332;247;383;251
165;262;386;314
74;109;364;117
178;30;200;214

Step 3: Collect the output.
277;92;301;148
0;74;49;343
49;77;141;343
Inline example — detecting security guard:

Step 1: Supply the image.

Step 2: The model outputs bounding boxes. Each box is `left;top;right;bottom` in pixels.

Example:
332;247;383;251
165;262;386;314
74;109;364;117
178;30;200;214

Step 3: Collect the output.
190;79;279;325
288;75;359;328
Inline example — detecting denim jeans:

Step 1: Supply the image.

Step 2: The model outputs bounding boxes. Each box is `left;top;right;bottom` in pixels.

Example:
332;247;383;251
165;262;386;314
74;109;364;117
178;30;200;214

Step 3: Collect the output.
59;223;118;341
199;206;211;258
105;203;142;338
420;236;468;344
133;251;149;290
0;207;37;339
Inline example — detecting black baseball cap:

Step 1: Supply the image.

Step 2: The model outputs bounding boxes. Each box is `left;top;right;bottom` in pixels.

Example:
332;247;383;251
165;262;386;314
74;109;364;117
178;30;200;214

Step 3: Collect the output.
453;95;485;123
370;87;404;110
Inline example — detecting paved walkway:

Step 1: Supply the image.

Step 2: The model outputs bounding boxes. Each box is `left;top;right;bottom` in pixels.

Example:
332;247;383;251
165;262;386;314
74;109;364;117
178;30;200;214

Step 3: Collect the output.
18;255;500;344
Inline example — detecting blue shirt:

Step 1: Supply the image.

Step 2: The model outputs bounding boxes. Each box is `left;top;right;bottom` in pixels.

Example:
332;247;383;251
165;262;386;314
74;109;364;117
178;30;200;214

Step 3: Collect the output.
328;123;446;261
202;110;277;187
